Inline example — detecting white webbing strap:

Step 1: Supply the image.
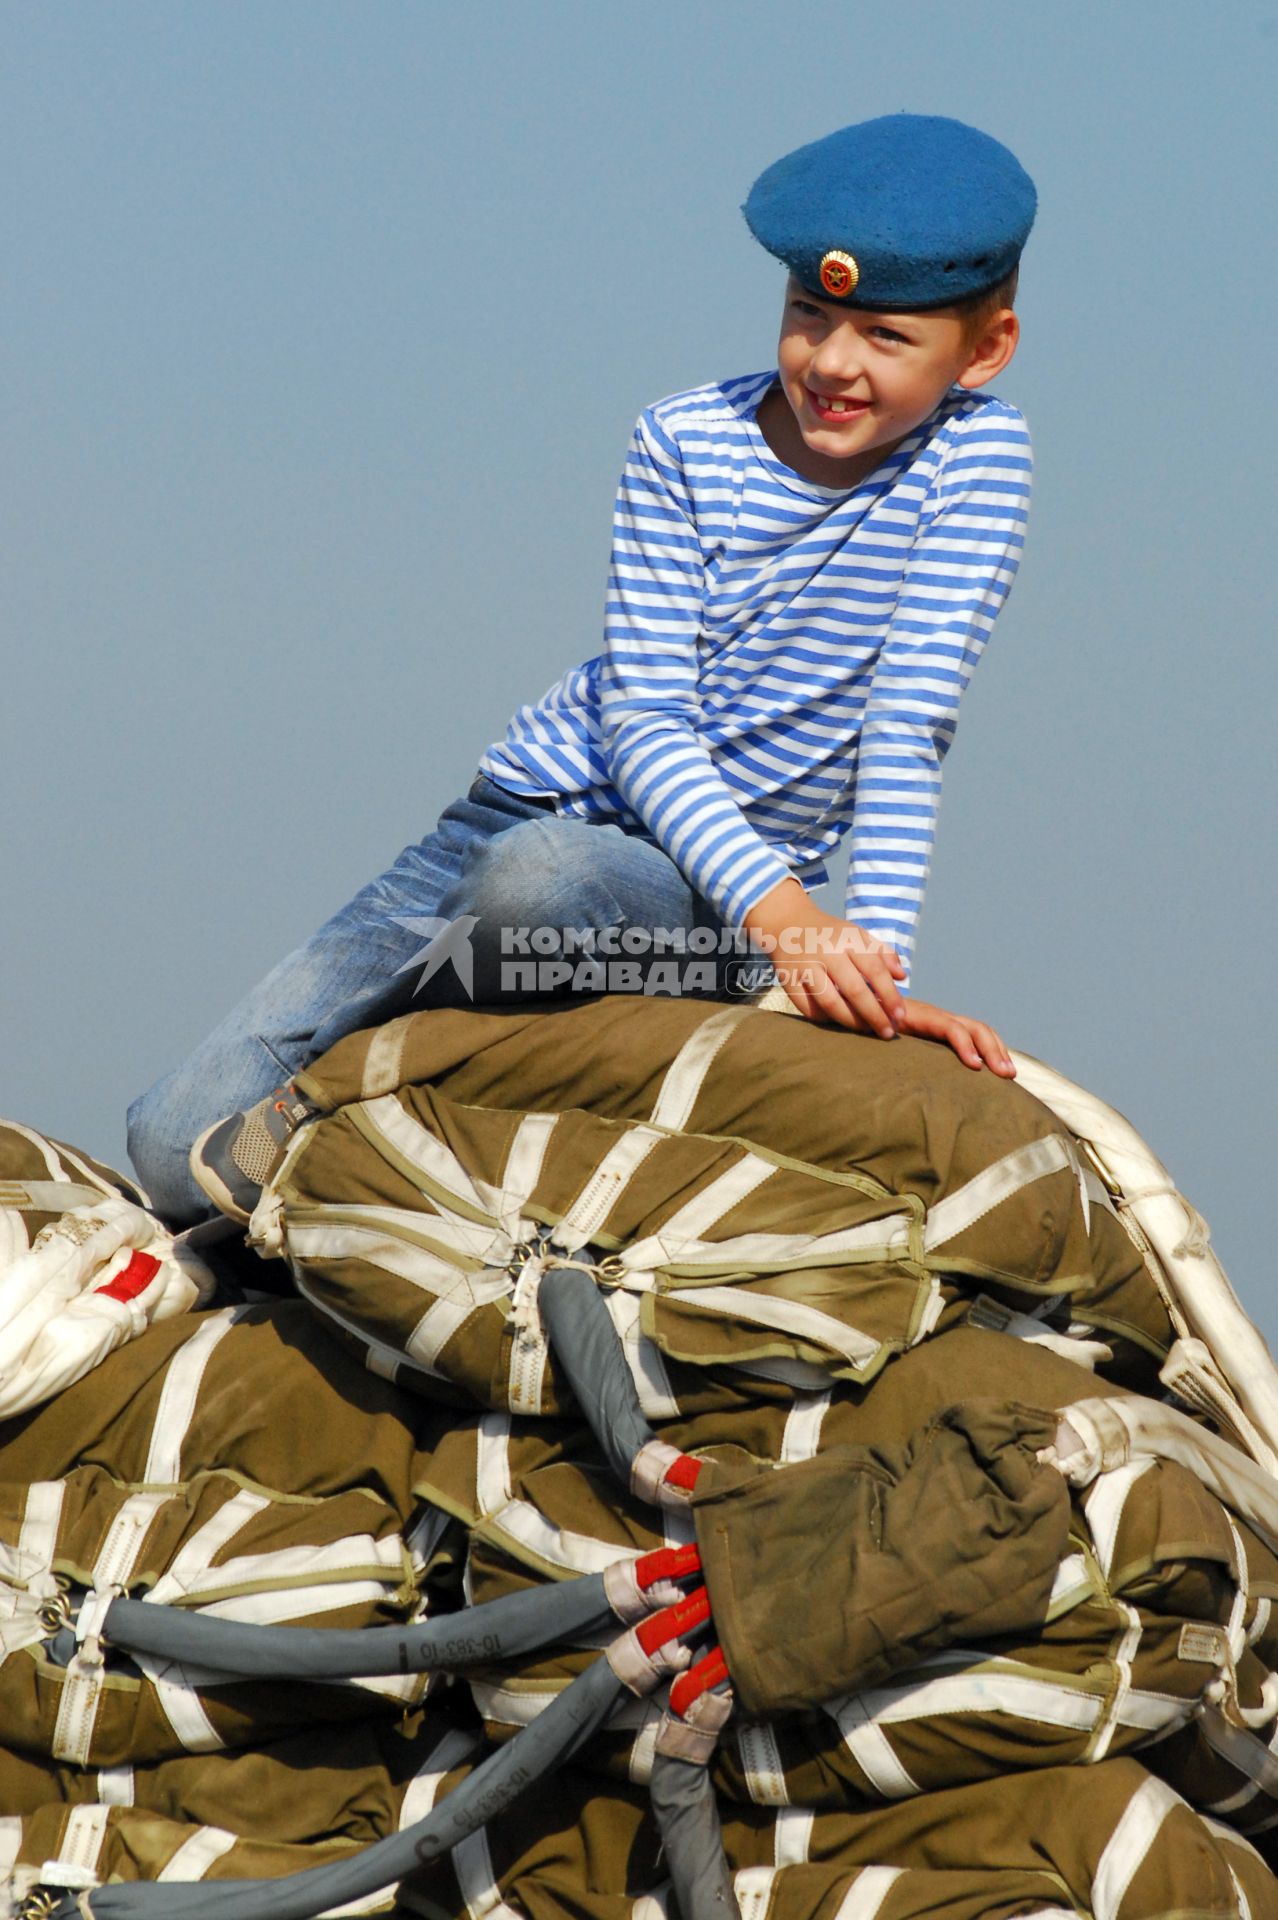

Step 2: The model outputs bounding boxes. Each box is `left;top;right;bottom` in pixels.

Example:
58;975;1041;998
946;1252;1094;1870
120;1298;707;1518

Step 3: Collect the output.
486;1497;647;1578
834;1713;920;1800
621;1211;905;1288
400;1727;484;1826
549;1008;755;1257
737;1723;789;1807
1082;1459;1153;1579
17;1479;64;1587
780;1391;831;1465
46;1312;254;1763
629;1152;779;1257
660;1285;880;1367
553;1128;665;1252
283;1224;510;1372
1249;1597;1271;1650
628;1710;660;1784
733;1867;778;1920
1047;1553;1093;1614
1;1121;67;1182
605;1290;680;1419
1055;1396;1278;1556
95;1766;134;1808
164;1538;406;1623
144;1488;271;1605
0;1816;22;1877
1159;1338;1271;1464
35;1135;120;1201
156;1826;238;1882
1199;1705;1278;1806
648;1007;753;1133
38;1801;110;1890
833;1867;905;1920
355;1096;494;1219
1225;1515;1253;1670
53;1490;169;1765
469;1676;647;1731
830;1667;1102;1742
840;1655;1182;1743
631;1891;673;1920
1090;1774;1181;1920
144;1307;243;1484
1087;1598;1143;1764
772;1806;812;1869
486;1111;558;1239
473;1407;648;1584
0;1483;66;1664
451;1827;522;1920
359;1015;415;1100
1009;1047;1278;1472
1230;1866;1254;1920
0;1181;106;1212
138;1657;222;1753
921;1134;1073;1252
475;1414;513;1519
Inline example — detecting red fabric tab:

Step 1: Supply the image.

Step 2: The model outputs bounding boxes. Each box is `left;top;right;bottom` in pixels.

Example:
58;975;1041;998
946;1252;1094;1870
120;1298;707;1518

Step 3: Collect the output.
636;1586;710;1656
635;1542;702;1590
95;1249;162;1304
670;1646;730;1719
661;1454;702;1493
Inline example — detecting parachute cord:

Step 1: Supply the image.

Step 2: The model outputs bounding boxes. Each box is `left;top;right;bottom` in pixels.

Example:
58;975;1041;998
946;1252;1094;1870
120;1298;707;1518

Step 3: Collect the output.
38;1586;717;1920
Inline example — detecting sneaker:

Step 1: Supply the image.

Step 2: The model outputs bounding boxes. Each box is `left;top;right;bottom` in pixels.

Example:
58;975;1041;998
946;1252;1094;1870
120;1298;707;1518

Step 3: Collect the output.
189;1087;315;1224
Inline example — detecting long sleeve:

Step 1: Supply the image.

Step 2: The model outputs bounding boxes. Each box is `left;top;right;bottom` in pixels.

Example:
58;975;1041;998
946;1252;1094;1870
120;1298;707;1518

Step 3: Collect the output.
598;412;796;929
843;410;1033;978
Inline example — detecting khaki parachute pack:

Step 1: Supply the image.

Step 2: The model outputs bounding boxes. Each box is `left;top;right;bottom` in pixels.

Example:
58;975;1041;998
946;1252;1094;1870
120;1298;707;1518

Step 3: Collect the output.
0;1121;212;1423
2;995;1278;1918
255;997;1174;1411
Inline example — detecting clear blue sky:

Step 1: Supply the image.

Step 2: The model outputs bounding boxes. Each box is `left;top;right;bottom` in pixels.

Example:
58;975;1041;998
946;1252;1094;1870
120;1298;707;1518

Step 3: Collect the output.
4;3;1276;1334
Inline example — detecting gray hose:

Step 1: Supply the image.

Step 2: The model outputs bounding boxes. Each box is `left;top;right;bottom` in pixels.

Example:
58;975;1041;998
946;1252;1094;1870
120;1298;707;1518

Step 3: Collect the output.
649;1746;741;1920
48;1655;625;1920
539;1263;657;1484
100;1571;614;1680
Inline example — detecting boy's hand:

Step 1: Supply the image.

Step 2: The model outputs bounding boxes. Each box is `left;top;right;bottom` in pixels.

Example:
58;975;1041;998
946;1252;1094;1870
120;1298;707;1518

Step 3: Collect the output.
896;999;1017;1076
743;878;907;1038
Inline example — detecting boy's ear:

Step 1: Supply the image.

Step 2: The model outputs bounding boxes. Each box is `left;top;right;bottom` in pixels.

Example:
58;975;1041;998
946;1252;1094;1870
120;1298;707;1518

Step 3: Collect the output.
956;310;1020;390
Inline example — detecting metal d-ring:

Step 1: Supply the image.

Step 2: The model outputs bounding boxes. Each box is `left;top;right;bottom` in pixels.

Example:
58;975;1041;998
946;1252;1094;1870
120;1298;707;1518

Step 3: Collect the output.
36;1574;72;1636
18;1890;61;1920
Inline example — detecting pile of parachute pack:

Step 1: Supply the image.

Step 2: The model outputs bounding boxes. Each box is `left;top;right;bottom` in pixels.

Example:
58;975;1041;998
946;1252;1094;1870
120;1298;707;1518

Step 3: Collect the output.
1;991;1277;1919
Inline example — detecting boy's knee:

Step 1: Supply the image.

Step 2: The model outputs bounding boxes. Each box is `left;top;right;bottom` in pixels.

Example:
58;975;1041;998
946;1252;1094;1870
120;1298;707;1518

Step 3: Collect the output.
125;1080;200;1226
458;818;619;928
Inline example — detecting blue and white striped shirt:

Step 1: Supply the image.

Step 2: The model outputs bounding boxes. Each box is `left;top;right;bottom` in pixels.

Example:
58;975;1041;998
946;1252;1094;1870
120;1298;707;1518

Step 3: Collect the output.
479;370;1032;970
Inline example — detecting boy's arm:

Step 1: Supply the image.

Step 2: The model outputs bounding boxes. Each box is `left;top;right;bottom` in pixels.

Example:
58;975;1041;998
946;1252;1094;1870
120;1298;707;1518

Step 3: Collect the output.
599;413;907;1035
843;406;1034;984
597;410;797;931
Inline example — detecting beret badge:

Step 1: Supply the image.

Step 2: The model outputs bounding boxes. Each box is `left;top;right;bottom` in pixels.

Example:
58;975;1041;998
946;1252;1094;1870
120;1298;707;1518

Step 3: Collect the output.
818;249;860;299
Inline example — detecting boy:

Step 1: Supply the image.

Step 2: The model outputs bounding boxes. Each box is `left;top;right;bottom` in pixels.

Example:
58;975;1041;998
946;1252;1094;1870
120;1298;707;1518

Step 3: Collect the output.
128;113;1036;1225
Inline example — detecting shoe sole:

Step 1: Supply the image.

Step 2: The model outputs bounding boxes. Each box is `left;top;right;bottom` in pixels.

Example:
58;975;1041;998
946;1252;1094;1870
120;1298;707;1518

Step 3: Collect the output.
189;1121;254;1226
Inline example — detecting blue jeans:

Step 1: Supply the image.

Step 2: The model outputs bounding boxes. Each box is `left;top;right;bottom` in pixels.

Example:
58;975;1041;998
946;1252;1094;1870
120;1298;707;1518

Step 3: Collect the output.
127;774;762;1223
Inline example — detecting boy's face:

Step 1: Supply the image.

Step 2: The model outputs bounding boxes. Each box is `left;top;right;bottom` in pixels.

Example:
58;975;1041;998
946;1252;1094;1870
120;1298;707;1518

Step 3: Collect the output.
764;276;1019;487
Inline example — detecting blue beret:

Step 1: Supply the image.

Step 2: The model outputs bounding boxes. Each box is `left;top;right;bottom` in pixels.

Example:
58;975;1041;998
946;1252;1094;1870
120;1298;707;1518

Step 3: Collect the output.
743;114;1036;310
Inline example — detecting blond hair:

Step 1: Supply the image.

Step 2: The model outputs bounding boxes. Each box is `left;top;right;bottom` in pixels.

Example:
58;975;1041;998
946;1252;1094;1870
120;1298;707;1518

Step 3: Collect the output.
951;266;1020;344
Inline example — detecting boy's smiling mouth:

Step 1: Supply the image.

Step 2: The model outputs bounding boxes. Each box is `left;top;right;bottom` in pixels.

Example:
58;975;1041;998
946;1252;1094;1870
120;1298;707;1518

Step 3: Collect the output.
805;387;872;422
